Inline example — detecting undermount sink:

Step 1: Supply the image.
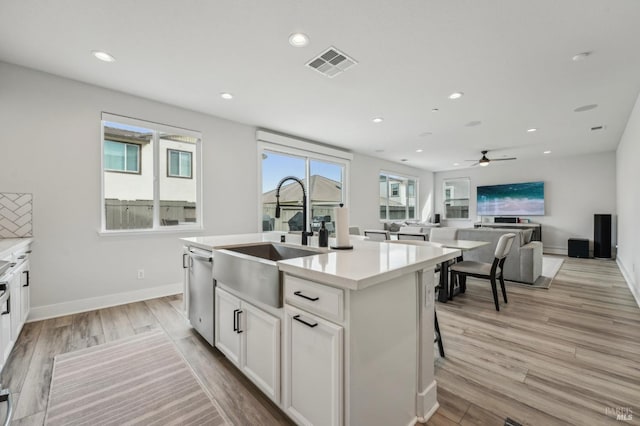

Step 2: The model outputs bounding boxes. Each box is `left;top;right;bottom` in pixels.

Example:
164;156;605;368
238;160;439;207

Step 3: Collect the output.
213;243;320;308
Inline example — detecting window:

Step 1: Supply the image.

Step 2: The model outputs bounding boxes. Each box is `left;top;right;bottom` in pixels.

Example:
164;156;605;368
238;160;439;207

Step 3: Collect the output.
258;131;351;234
104;141;140;173
379;172;418;221
167;149;192;178
101;113;201;232
443;177;470;219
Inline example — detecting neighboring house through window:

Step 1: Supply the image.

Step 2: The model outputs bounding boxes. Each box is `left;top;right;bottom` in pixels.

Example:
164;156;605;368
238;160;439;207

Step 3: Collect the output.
379;171;418;221
101;113;202;232
257;131;352;233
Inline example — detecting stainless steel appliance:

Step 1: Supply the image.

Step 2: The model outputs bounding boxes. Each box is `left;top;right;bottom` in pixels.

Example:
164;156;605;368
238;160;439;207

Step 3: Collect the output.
187;247;214;345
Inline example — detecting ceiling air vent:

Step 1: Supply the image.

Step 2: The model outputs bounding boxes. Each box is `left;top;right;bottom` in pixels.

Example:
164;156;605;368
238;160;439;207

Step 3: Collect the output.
591;125;605;131
306;47;358;78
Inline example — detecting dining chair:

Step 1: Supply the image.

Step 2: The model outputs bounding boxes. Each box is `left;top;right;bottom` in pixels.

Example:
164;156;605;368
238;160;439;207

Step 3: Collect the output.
434;311;445;357
449;233;516;311
363;230;390;241
397;232;427;241
429;227;458;242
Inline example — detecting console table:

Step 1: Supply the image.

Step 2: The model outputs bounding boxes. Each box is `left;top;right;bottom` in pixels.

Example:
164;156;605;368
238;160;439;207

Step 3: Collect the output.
473;222;542;241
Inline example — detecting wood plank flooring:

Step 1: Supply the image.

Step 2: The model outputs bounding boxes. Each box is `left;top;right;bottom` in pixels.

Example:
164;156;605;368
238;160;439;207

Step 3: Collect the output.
1;256;637;425
427;257;640;426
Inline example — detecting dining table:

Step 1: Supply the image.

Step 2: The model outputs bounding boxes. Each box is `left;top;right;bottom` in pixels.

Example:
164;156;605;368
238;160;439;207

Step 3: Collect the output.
434;239;490;302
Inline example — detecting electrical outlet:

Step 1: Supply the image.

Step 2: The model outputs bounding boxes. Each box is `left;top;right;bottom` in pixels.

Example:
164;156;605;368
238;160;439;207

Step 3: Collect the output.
137;269;145;280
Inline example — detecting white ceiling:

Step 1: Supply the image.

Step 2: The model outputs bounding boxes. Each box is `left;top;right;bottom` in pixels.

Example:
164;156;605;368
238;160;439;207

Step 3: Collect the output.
2;0;640;171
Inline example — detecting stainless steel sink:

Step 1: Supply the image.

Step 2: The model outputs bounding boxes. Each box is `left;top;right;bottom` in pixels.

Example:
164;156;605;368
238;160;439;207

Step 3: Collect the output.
213;243;320;308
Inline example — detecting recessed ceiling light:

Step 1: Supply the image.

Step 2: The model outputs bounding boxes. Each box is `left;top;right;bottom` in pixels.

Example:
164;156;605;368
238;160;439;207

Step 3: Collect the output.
419;132;432;137
431;108;439;113
527;128;537;133
448;92;464;100
91;50;115;62
372;117;384;123
288;33;309;47
374;149;385;153
416;149;424;153
466;120;482;127
543;150;551;154
574;104;598;112
220;92;233;100
453;162;460;166
572;51;592;61
400;158;408;162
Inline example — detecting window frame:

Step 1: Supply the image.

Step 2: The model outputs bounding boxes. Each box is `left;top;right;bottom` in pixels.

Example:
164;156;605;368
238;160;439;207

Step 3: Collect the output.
167;148;193;179
100;113;203;235
379;170;419;222
257;132;352;233
104;140;142;174
443;177;470;220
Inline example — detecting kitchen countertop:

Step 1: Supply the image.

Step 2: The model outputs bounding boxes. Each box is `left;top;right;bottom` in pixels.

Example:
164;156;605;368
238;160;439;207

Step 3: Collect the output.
182;232;459;291
0;238;33;259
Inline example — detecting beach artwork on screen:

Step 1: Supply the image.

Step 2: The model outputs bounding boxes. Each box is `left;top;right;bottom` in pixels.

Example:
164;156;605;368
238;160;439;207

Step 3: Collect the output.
477;181;544;216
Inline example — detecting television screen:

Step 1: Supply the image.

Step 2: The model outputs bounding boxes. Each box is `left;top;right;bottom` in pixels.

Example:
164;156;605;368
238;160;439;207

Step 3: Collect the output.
477;181;544;216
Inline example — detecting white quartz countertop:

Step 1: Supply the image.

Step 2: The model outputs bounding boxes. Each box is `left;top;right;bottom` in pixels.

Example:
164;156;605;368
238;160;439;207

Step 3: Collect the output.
0;238;33;259
182;232;460;291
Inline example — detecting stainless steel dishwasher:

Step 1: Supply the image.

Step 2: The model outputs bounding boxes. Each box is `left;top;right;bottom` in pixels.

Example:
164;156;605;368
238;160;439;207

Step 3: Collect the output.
187;247;215;345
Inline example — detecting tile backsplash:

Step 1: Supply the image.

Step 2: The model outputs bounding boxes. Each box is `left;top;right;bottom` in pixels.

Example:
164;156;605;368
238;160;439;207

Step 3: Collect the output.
0;192;33;238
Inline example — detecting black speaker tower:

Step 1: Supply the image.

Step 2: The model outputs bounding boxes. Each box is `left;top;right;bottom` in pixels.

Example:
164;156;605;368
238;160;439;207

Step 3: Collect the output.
594;214;612;259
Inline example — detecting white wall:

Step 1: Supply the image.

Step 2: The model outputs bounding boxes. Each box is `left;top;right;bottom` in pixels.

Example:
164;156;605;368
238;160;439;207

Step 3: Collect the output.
434;152;617;254
616;92;640;304
0;62;258;316
350;154;435;231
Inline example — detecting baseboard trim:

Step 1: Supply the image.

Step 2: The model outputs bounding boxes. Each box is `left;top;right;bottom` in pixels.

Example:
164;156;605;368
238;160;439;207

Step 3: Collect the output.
416;379;439;423
27;283;182;322
617;258;640;309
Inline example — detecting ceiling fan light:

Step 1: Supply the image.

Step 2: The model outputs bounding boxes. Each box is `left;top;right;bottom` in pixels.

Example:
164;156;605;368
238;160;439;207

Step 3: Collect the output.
479;161;490;167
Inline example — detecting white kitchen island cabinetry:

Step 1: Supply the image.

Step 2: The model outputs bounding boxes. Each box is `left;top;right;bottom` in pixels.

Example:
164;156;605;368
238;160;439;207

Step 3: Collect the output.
183;232;459;426
215;286;281;403
284;304;343;426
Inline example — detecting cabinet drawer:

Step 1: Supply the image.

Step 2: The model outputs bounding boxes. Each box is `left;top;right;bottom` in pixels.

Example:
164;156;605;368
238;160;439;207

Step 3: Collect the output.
284;275;344;323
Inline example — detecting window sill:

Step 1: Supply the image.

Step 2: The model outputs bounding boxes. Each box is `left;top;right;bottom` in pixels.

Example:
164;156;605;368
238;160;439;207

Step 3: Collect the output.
98;225;203;237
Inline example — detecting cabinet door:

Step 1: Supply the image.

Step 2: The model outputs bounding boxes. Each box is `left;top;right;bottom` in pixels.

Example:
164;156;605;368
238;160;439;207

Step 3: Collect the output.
0;295;11;365
214;287;241;366
284;306;343;426
20;260;30;323
240;302;280;403
9;268;22;341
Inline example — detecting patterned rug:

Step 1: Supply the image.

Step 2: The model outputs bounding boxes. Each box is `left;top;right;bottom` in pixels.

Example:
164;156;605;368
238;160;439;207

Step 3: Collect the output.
45;330;229;426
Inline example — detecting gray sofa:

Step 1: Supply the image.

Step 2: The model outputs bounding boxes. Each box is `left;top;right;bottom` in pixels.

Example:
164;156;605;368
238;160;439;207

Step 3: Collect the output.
456;228;543;284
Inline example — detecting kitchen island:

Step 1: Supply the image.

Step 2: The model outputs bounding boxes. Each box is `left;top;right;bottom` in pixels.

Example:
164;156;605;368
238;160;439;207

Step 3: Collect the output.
182;232;459;426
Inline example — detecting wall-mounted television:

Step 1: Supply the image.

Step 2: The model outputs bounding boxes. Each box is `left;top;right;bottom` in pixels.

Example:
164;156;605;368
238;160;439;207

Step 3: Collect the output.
477;181;544;216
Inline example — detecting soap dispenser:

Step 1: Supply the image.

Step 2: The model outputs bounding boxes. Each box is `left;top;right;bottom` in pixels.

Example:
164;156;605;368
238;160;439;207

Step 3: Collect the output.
319;221;329;247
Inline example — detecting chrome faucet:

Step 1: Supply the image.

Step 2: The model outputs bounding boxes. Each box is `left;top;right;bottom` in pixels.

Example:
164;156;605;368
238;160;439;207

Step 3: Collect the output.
275;176;313;246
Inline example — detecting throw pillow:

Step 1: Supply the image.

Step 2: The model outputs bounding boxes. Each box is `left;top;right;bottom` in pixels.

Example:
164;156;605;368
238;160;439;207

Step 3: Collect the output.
522;229;533;244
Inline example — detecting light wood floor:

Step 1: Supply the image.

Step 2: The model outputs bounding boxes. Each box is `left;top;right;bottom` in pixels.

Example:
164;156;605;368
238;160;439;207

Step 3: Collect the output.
1;257;638;425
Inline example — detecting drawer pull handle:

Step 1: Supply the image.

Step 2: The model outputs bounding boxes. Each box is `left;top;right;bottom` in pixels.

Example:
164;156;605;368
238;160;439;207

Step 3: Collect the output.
1;296;9;315
23;270;29;287
294;291;319;302
293;314;318;328
236;310;243;334
233;309;239;332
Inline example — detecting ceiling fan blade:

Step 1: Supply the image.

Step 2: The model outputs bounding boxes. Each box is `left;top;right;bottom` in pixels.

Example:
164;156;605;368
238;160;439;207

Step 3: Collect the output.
469;162;480;167
464;159;478;162
490;157;517;161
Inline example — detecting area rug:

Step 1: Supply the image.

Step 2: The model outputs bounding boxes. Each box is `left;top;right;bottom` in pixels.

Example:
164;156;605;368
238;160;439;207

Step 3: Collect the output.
505;255;564;289
45;330;230;426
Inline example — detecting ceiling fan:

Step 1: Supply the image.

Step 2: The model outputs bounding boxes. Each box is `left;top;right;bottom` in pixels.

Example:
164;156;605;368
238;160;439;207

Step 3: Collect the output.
467;150;517;167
